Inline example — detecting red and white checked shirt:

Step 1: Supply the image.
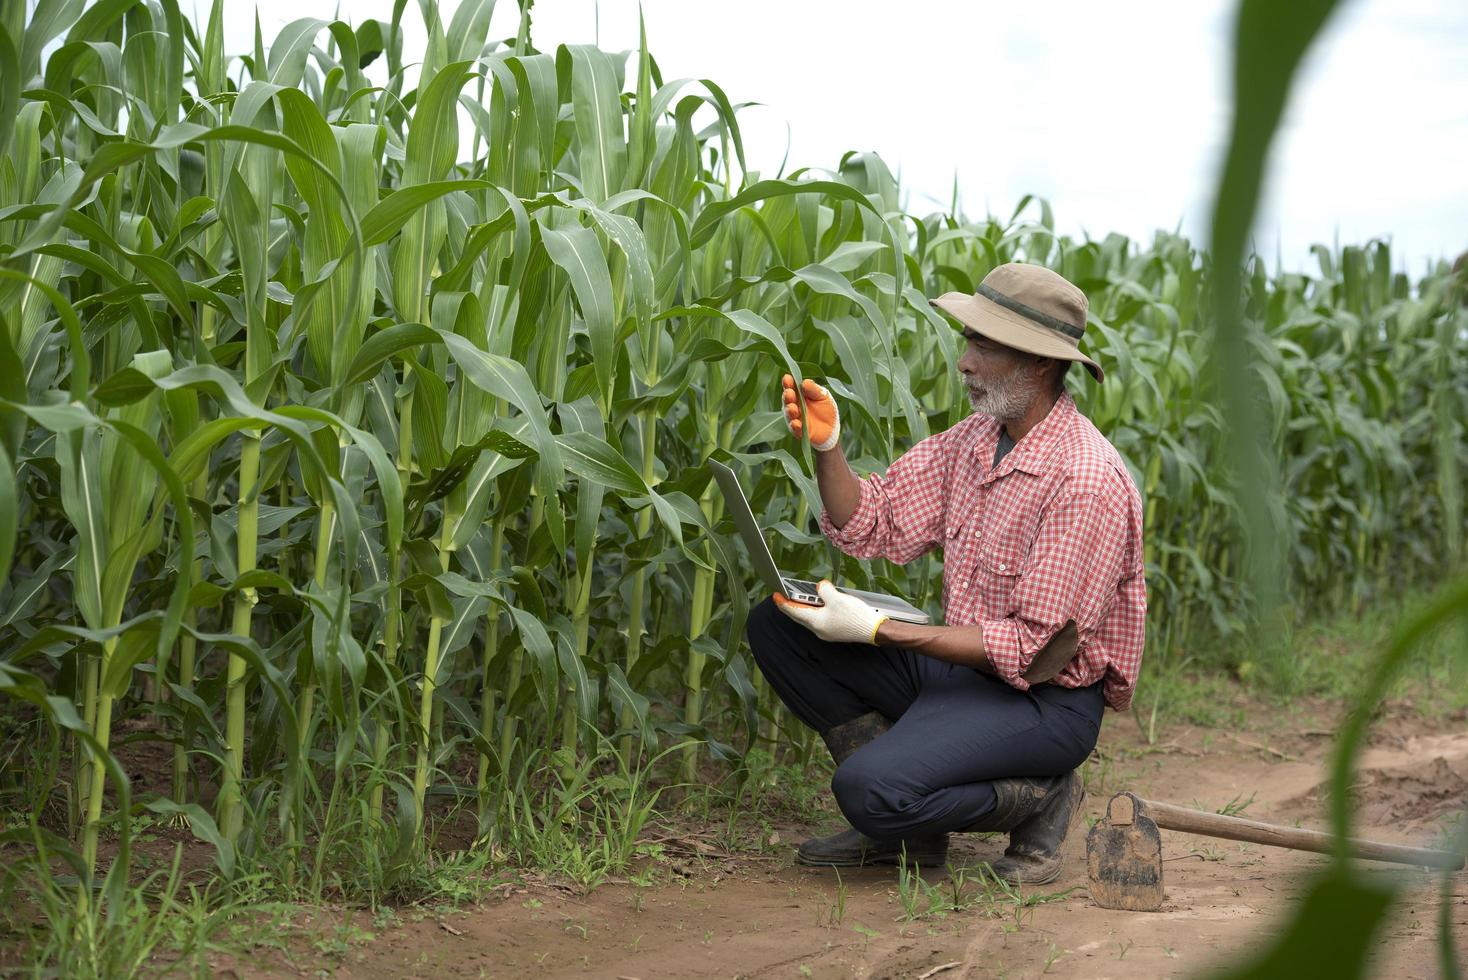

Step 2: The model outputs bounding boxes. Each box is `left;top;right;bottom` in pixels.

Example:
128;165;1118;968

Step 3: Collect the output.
817;391;1146;710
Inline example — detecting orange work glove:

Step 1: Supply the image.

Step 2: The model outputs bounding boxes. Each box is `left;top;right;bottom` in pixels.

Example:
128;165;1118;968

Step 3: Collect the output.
781;374;841;452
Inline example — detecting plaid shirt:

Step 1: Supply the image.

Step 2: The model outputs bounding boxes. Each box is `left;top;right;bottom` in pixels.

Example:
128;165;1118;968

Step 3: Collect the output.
818;391;1146;710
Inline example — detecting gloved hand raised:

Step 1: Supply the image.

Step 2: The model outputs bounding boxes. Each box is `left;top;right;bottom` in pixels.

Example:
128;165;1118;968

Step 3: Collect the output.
773;580;886;644
782;374;840;452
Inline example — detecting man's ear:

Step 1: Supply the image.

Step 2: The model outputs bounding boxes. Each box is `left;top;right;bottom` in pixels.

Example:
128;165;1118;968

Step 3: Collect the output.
1038;356;1064;387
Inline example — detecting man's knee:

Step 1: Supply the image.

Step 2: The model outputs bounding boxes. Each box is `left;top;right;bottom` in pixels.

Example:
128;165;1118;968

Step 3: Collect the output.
832;755;921;840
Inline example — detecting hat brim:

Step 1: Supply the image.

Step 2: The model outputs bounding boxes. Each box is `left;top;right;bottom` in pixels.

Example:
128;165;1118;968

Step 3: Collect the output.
930;291;1104;383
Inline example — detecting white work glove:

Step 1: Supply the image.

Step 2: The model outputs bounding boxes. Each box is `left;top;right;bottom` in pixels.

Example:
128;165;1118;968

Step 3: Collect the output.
773;580;888;645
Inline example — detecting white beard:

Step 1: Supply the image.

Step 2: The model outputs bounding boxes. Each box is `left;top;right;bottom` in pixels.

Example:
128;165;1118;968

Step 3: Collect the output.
965;370;1041;422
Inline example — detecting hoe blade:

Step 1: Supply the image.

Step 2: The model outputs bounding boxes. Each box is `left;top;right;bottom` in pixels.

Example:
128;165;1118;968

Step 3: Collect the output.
1087;792;1164;911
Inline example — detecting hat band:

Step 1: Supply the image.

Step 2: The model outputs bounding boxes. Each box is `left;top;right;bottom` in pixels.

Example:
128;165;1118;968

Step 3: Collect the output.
977;283;1085;341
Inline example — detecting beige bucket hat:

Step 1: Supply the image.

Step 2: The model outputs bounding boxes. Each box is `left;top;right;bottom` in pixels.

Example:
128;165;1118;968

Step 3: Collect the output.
930;263;1103;382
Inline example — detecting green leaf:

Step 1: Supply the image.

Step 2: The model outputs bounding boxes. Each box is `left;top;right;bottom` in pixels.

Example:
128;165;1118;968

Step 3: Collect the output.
541;223;616;406
362;179;492;246
555;430;645;497
507;604;555;708
690;179;884;249
0;441;16;583
435;329;564;538
345;323;439;385
558;45;627;203
604;663;652;746
145;800;235;878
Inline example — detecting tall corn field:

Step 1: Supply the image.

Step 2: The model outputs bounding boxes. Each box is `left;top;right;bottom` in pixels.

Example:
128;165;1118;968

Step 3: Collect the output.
0;0;1464;901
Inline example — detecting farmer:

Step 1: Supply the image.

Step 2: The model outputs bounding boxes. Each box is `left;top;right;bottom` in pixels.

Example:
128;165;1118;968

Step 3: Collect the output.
746;263;1145;884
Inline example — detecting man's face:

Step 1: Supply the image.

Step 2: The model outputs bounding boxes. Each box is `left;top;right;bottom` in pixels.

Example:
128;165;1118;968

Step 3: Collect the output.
957;329;1040;421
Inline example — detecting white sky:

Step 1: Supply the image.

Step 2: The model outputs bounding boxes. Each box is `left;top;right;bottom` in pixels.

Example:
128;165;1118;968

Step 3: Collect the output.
212;0;1468;276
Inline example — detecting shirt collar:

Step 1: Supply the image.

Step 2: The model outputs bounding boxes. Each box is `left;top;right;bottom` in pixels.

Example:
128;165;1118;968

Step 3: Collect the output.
976;390;1077;480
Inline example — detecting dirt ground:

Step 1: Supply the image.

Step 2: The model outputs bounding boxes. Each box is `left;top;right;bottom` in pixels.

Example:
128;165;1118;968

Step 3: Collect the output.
215;696;1467;980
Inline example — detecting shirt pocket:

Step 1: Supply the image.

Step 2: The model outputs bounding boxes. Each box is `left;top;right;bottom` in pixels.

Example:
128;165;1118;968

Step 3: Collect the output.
975;540;1026;616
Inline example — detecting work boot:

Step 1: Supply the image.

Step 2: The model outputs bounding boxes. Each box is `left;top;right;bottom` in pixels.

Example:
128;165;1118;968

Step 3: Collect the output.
795;826;949;868
819;710;892;766
794;711;951;869
965;770;1085;886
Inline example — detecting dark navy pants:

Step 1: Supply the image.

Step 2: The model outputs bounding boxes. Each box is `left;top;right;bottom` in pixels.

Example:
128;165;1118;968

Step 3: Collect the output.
746;596;1105;840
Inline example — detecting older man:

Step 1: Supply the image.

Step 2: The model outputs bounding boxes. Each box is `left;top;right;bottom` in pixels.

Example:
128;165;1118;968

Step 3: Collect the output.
745;263;1146;884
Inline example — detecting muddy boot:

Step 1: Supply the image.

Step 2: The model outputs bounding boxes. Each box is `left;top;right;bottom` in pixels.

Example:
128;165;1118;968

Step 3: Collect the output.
795;827;949;868
974;770;1085;886
794;712;951;869
818;710;893;768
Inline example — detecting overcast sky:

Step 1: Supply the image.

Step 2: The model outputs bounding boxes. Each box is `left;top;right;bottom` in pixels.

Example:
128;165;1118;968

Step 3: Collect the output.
211;0;1468;276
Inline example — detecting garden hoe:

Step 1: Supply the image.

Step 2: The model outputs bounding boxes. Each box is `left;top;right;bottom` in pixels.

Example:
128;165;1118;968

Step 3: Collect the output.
1086;791;1465;911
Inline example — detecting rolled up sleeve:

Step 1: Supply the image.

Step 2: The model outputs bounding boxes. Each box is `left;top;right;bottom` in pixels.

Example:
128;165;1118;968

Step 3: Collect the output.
817;476;882;551
981;489;1129;688
816;429;953;565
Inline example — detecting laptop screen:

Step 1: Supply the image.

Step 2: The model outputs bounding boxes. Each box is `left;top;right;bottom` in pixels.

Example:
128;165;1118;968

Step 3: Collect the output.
708;459;788;596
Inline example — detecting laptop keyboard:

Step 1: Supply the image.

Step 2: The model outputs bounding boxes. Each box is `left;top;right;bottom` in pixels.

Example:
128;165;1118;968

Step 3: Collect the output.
784;578;821;594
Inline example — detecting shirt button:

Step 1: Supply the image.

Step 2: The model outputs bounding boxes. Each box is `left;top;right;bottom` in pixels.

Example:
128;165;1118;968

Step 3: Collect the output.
998;562;1008;571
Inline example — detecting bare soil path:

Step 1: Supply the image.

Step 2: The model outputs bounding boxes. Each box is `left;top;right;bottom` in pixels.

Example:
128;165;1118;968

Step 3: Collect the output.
228;698;1468;979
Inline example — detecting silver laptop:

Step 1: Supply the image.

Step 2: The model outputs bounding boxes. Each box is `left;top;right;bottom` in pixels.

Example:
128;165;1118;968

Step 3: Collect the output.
708;459;931;625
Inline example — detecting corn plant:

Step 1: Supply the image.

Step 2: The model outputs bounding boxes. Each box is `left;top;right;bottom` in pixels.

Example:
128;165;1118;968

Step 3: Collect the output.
0;0;1462;920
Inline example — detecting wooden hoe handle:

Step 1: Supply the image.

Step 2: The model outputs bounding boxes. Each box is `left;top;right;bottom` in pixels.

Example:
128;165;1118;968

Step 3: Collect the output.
1136;797;1465;870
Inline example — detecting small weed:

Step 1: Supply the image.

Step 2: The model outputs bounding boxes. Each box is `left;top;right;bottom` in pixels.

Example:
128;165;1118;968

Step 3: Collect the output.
1082;749;1114;795
894;853;933;921
1216;792;1257;817
1043;941;1063;972
825;869;848;927
312;922;375;959
481;734;679;893
894;854;975;921
628;862;660;888
387;845;502;907
734;748;835;821
2;845;261;978
893;857;1074;927
1195;843;1227;862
